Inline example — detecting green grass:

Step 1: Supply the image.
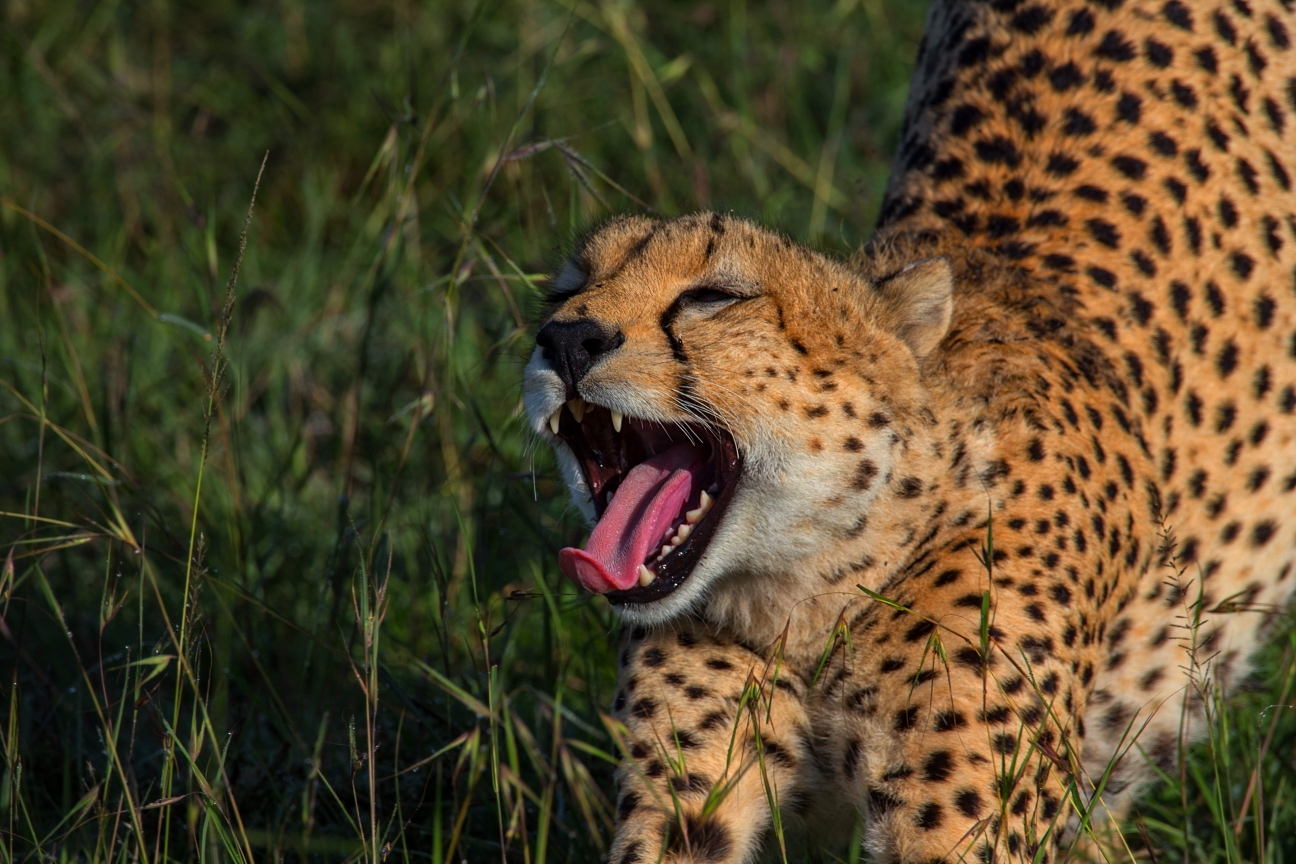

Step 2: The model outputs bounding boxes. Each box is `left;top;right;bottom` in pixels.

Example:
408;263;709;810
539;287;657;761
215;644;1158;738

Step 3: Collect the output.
0;0;1292;861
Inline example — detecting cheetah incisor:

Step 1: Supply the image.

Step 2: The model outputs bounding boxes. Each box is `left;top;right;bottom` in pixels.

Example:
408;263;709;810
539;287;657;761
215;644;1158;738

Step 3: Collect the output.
522;0;1296;860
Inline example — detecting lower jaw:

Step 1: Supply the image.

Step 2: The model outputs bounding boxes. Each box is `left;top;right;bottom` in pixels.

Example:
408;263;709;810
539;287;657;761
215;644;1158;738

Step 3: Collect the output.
604;565;695;605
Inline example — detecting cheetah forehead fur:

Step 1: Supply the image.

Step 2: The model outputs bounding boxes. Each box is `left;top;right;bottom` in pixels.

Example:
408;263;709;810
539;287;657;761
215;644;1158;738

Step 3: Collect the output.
523;0;1296;861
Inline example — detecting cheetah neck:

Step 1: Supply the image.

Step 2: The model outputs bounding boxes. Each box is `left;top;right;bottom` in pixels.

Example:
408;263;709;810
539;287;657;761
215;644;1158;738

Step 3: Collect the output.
699;385;1010;668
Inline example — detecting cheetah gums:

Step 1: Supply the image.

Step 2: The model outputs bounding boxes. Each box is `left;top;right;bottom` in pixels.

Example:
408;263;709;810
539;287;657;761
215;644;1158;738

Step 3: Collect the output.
522;0;1296;860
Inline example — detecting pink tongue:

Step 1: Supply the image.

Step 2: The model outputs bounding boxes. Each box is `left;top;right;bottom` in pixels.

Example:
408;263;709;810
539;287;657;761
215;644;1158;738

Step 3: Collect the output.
559;443;703;593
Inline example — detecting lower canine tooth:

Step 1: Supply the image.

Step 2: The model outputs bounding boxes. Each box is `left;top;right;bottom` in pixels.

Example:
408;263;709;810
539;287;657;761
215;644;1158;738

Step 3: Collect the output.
568;398;586;422
699;489;713;511
638;565;656;587
548;408;562;435
611;410;623;433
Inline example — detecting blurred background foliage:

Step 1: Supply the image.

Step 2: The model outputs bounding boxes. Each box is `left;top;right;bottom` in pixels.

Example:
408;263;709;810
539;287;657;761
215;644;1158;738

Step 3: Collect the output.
0;0;1292;861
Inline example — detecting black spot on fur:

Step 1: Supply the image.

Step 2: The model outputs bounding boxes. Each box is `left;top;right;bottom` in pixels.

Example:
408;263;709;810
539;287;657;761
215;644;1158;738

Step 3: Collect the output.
975;136;1022;166
1144;37;1173;67
1251;521;1277;547
1087;218;1122;247
955;788;984;818
915;802;944;830
1011;5;1054;34
1217;340;1239;377
667;815;731;863
922;750;954;782
869;788;903;813
934;710;967;731
1063;109;1097;136
895;706;920;731
1172;80;1198;109
1046;153;1080;175
1095;30;1137;61
1112;155;1147;179
1067;8;1095;36
1117;91;1141;123
618;792;639;820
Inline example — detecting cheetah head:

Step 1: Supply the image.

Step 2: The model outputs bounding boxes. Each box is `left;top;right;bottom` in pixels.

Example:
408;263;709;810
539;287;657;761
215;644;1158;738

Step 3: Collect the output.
524;214;953;625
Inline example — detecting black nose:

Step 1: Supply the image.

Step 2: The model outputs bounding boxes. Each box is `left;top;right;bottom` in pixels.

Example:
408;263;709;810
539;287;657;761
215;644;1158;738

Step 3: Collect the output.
535;319;625;397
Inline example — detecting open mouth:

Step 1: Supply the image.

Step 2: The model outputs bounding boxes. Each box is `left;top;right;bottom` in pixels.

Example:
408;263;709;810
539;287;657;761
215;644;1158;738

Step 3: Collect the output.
547;398;741;604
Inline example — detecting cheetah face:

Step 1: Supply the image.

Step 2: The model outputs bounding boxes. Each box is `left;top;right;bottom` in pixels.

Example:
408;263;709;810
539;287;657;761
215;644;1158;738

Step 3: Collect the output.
523;214;953;624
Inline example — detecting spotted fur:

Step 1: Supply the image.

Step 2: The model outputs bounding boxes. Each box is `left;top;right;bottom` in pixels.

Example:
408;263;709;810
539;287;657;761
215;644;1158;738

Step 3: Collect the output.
524;0;1296;861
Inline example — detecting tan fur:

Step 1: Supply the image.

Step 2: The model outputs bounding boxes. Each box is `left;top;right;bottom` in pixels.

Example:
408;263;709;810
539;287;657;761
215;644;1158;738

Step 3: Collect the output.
523;0;1296;861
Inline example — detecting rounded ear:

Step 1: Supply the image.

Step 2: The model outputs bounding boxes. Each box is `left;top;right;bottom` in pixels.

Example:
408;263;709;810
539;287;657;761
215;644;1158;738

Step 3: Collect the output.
874;256;954;359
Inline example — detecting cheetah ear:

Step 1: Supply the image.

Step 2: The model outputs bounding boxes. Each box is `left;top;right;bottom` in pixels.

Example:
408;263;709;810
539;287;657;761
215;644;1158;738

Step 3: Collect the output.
874;256;954;360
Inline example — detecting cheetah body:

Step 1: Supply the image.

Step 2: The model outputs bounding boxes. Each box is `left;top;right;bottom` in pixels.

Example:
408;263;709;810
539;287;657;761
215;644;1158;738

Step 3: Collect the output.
523;0;1296;860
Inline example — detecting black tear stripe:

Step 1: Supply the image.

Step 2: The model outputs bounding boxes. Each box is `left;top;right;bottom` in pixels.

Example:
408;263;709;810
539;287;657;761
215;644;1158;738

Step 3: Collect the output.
660;294;690;362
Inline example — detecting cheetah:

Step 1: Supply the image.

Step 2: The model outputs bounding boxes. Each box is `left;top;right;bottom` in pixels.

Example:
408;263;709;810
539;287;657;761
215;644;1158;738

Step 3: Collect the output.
521;0;1296;860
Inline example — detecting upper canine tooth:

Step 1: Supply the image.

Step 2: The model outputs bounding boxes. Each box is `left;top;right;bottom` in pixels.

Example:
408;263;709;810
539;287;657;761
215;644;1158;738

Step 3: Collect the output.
568;398;586;422
548;407;562;435
686;490;714;524
638;564;656;587
611;410;624;433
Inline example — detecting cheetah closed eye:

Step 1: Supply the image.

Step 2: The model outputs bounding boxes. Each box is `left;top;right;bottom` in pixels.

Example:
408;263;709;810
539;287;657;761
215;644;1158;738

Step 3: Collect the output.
523;0;1296;861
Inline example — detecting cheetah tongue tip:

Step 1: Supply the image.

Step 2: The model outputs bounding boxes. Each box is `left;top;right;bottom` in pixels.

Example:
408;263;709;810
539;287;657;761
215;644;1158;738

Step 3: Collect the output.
557;548;623;593
558;442;704;593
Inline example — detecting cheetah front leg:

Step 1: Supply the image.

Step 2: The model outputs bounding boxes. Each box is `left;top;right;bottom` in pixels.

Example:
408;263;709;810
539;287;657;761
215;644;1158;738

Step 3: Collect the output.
819;607;1087;864
607;621;821;864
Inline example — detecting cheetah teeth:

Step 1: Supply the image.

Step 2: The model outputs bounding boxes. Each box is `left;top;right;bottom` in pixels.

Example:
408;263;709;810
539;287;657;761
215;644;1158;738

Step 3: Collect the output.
638;564;656;587
662;521;691;545
685;490;713;525
649;514;701;567
548;397;621;435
